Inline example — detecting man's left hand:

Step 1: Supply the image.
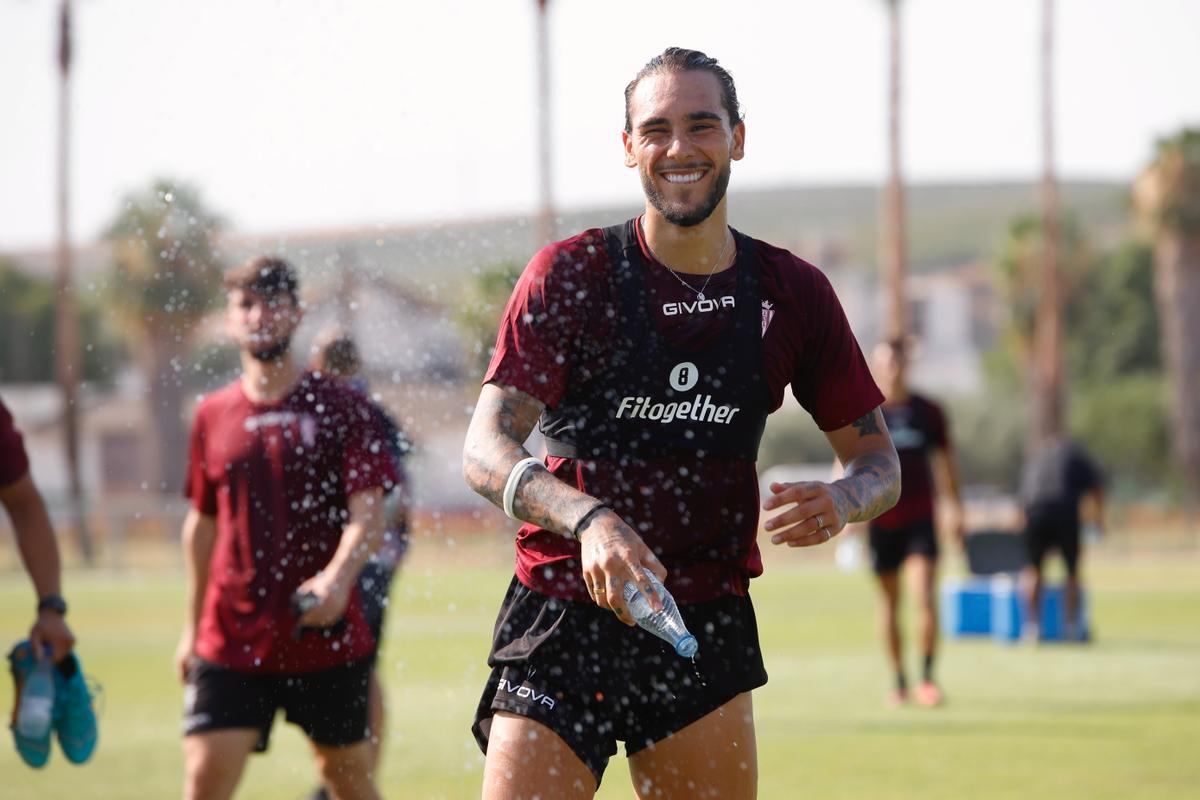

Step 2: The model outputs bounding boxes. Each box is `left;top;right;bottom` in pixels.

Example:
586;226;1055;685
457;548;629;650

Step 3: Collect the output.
762;481;845;547
294;572;352;628
30;610;75;663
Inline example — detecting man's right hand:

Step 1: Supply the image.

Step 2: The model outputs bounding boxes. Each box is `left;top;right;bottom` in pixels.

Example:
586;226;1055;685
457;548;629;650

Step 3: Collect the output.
578;509;667;626
174;630;196;683
30;609;75;664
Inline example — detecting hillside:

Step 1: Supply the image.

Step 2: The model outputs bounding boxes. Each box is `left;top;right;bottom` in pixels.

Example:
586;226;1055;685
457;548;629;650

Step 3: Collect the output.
3;180;1131;293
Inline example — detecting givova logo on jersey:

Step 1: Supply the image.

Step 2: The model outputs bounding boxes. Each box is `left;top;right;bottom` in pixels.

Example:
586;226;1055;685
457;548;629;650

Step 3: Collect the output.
243;410;318;447
613;361;742;425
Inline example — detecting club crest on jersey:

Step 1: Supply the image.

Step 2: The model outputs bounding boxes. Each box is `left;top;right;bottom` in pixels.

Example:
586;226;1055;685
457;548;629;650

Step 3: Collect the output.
761;300;776;337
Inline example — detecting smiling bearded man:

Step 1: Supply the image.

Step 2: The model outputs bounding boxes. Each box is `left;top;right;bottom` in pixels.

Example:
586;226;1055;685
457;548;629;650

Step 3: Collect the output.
463;47;901;800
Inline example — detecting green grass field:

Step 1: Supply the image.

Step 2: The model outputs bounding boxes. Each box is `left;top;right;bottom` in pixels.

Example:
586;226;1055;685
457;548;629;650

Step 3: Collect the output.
2;541;1198;799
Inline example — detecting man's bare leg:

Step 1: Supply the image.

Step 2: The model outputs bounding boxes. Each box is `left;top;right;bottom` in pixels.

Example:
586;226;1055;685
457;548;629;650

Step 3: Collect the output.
311;739;381;800
183;729;259;800
907;554;943;705
367;670;385;771
1021;563;1044;642
877;570;905;704
482;712;596;800
627;692;757;800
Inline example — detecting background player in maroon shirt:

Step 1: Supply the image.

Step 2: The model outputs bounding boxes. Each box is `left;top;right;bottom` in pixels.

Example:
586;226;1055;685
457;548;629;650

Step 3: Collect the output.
1;397;76;663
176;257;396;800
463;48;901;799
853;338;964;708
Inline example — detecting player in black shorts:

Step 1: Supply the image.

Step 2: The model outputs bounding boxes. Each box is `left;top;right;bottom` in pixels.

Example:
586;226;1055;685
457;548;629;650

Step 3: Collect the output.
463;48;901;798
178;260;397;800
1018;437;1104;641
309;331;412;799
852;339;964;708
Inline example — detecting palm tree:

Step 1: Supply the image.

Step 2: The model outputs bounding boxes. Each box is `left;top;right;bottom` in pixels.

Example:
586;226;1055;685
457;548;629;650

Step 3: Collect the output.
105;180;225;493
534;0;555;247
53;0;93;562
995;213;1087;391
1134;128;1200;511
1031;0;1065;447
879;0;908;342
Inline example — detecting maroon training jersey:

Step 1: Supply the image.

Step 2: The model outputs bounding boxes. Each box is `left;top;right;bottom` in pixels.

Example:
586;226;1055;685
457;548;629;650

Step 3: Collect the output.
872;394;948;531
0;397;31;488
484;218;883;604
184;372;398;673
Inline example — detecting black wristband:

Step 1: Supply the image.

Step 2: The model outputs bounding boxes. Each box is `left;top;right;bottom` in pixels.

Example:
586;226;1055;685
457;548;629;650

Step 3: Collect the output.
37;594;68;616
571;503;609;541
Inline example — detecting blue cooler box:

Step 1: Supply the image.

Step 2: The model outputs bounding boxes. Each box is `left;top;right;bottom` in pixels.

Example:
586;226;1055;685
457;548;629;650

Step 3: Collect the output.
941;575;1089;642
940;576;996;636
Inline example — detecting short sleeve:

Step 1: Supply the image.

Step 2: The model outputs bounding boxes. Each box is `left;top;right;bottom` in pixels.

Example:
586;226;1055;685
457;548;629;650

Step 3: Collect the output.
342;395;401;498
926;399;950;449
482;234;604;408
183;408;218;515
0;399;30;488
790;269;884;431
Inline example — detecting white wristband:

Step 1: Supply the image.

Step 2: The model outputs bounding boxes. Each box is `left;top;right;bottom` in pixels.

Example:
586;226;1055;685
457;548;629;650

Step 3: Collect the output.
503;457;544;521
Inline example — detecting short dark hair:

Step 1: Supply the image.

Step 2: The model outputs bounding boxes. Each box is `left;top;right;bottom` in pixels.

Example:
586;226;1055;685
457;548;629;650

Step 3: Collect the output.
624;47;743;133
312;331;360;377
222;256;299;304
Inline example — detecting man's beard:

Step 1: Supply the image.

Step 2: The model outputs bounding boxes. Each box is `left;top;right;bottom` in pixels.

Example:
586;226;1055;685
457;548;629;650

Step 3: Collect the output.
249;337;291;362
641;160;731;228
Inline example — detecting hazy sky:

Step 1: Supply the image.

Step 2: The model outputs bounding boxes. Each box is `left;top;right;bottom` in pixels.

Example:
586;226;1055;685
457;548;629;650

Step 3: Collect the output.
2;0;1197;250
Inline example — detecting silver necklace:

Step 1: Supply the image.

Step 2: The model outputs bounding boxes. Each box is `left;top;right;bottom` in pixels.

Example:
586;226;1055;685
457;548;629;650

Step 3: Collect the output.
646;230;733;301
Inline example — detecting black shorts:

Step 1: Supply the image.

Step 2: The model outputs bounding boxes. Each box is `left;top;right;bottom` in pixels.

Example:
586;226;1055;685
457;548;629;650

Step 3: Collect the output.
472;577;768;787
869;518;939;574
182;657;372;750
1023;509;1081;575
358;561;397;645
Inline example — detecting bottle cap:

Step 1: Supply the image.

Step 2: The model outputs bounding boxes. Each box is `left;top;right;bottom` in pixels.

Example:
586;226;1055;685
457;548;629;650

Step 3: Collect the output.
674;634;699;658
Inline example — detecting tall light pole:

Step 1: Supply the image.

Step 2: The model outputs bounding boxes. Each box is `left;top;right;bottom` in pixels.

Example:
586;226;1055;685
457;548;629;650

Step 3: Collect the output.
1033;0;1064;447
880;0;909;343
54;0;93;564
534;0;555;247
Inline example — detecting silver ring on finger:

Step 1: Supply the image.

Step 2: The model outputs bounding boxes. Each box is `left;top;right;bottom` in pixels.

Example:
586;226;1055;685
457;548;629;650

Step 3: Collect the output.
822;528;831;542
815;513;824;530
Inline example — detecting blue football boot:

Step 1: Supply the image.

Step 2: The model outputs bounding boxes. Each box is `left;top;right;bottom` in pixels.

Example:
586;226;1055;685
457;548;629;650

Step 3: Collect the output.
8;640;52;768
52;651;99;764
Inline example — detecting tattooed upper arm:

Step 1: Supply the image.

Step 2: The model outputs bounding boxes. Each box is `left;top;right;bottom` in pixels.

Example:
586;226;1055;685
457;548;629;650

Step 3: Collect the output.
462;382;547;503
474;382;546;444
851;411;882;437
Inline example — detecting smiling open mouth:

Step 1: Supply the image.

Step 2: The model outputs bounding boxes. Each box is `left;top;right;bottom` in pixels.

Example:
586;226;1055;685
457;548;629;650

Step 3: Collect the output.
661;170;707;184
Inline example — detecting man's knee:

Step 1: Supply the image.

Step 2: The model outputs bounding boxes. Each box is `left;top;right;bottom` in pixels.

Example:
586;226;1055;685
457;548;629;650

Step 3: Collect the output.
183;732;255;800
314;740;374;792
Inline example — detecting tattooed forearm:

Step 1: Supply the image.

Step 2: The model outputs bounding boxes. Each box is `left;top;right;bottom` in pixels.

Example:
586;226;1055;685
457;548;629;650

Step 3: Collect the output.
831;450;901;524
462;383;601;537
851;412;882;437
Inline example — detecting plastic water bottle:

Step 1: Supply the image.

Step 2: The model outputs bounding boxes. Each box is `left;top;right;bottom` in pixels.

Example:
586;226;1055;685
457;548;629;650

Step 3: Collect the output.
623;569;699;658
16;658;56;739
